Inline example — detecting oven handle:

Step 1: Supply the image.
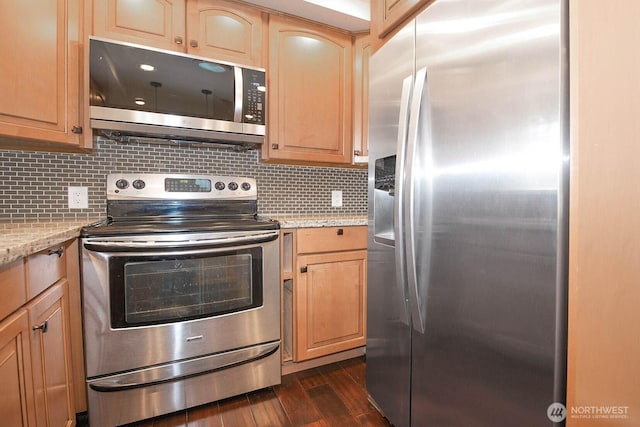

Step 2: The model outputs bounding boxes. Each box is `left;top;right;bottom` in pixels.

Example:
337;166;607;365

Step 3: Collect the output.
83;230;279;252
88;341;280;392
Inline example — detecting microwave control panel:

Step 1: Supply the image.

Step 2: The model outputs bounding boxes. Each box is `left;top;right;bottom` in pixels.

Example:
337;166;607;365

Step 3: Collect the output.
242;69;266;125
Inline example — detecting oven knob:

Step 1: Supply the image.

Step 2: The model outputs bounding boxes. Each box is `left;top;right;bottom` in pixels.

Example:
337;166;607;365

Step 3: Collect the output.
228;182;238;191
132;179;146;190
214;181;225;191
241;182;251;191
115;179;129;190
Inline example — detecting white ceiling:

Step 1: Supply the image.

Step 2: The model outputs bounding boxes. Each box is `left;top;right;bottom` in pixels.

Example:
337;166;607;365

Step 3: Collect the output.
241;0;370;32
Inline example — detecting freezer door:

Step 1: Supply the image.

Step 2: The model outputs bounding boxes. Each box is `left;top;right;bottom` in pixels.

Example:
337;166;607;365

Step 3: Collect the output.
366;20;415;427
409;0;567;426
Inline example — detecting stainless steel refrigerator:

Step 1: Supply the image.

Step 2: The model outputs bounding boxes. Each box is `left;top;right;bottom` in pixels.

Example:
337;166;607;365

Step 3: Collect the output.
366;1;568;426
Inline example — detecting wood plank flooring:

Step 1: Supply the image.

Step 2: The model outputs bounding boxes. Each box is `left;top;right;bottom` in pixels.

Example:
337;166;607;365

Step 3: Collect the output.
124;356;392;427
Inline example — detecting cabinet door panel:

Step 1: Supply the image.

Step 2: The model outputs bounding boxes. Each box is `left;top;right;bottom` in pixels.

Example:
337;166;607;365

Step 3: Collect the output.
0;310;34;427
28;281;74;427
188;0;264;66
295;250;366;361
308;260;364;341
0;0;83;147
265;16;352;164
353;33;371;164
93;0;186;51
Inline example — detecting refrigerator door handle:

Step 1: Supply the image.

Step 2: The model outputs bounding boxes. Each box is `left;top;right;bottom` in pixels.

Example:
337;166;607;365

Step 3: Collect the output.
404;67;431;335
394;75;414;323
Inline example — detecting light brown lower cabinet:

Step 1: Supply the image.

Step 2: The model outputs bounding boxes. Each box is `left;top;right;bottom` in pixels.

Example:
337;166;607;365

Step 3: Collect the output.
0;309;34;426
28;281;75;427
0;244;78;427
282;226;367;365
295;249;367;361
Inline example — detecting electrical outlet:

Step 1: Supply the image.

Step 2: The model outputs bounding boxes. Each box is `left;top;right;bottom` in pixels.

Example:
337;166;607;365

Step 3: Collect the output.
331;190;343;207
68;186;88;209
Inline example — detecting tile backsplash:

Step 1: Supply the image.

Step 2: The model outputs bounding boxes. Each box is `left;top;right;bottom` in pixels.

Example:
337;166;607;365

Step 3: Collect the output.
0;139;367;222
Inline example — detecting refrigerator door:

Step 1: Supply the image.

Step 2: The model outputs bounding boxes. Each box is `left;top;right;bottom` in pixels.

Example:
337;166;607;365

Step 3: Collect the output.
366;20;415;427
410;0;567;426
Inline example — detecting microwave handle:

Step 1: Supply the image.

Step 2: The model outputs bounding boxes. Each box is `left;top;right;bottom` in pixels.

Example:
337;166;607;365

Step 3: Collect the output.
234;67;243;123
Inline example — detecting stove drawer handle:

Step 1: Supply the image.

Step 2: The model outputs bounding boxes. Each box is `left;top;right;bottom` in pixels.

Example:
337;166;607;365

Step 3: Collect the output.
88;341;280;392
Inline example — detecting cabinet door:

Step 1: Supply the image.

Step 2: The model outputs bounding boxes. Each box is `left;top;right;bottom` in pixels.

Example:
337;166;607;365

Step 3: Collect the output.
265;15;353;165
0;310;34;427
295;250;367;361
28;281;74;427
0;0;84;148
352;33;371;165
92;0;187;51
187;0;264;66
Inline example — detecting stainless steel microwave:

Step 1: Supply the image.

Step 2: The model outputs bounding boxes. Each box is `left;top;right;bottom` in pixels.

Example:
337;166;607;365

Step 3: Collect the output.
89;37;266;147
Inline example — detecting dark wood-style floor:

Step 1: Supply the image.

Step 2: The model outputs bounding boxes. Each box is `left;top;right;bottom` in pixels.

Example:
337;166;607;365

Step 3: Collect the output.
125;356;392;427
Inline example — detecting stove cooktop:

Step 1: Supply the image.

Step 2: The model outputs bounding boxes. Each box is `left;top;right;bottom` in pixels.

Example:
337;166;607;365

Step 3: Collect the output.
82;173;279;237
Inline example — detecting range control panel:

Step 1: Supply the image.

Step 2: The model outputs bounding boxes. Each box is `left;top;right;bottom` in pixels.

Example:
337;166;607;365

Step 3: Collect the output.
107;174;257;201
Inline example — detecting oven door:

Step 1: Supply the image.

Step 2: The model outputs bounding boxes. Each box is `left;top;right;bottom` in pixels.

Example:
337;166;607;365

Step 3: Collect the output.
81;230;280;379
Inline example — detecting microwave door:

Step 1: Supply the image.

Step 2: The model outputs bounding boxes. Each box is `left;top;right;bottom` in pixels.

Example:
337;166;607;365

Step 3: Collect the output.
88;37;265;144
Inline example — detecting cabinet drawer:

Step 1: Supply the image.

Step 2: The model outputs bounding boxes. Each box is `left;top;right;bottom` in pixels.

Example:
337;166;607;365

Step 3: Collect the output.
25;245;66;300
297;226;367;254
0;259;26;321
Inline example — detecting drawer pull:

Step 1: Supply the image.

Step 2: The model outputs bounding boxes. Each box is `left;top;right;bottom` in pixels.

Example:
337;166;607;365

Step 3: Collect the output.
337;228;344;235
300;266;308;273
47;247;64;257
33;321;48;333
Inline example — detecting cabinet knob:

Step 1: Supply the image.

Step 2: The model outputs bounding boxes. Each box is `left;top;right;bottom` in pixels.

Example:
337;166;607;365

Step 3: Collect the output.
190;39;198;48
337;228;344;235
174;36;184;45
354;150;361;156
72;126;83;134
33;321;48;333
300;266;308;273
271;144;279;150
47;247;64;257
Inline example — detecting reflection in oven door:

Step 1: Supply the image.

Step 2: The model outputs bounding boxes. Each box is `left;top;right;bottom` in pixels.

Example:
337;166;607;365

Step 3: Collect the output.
80;231;280;427
110;248;263;328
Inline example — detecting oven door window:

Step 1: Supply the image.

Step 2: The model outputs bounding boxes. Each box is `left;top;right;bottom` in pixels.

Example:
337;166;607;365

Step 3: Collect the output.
109;248;262;328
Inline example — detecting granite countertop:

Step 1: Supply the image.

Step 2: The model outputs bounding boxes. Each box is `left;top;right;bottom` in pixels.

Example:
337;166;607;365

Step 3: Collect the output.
0;219;101;266
0;215;368;265
273;215;368;229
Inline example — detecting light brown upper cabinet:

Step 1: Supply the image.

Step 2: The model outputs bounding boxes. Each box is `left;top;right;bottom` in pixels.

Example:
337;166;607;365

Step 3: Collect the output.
263;15;353;165
370;0;433;49
92;0;265;67
92;0;187;51
352;33;371;165
187;0;265;66
0;0;86;149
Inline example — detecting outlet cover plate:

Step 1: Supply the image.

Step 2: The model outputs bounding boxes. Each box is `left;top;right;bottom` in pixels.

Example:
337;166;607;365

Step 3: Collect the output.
331;190;343;207
68;186;88;209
